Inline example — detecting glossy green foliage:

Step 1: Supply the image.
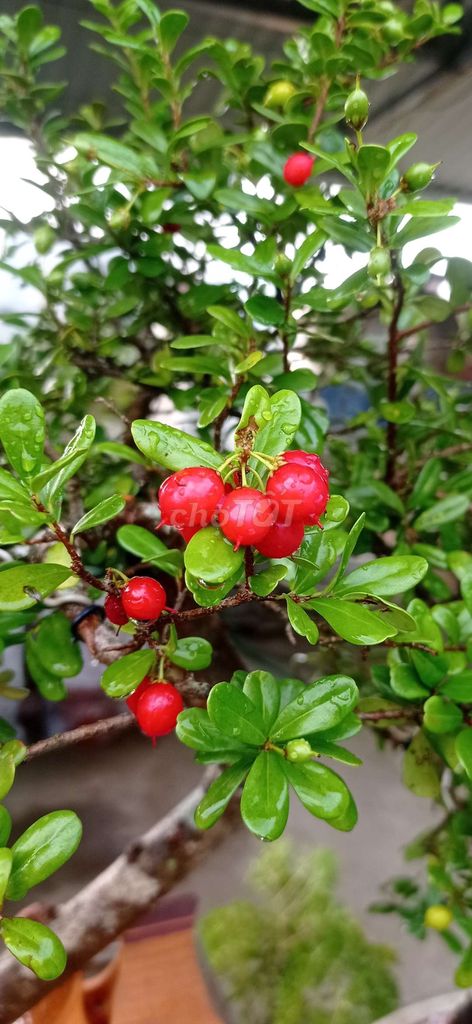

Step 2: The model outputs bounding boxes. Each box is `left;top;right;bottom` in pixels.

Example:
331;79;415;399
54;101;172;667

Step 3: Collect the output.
178;671;359;840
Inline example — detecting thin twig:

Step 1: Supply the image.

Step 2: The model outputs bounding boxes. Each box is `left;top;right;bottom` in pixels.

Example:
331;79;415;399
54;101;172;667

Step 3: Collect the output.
385;271;405;486
396;303;472;343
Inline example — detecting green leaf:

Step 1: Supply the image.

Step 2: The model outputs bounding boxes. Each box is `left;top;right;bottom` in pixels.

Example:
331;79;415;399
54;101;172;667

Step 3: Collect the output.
456;728;472;780
250;564;288;597
387;133;418;166
159;9;189;52
0;806;12;846
71;495;125;537
241;751;289;841
74;132;158;181
184;526;244;585
207;305;250;338
168;636;212;671
25;632;68;702
357;144;391;195
236;385;271;433
117;524;182;577
324;513;365;594
185;567;242;608
7;810;82;901
245;295;285;327
283;760;351;821
17;6;43;49
408;458;442;509
101;650;155;699
330;792;358;832
308;738;362;766
0;388;44;478
252;390;301;457
0;469;30;504
308;598;398;645
403;730;440;798
414;494;469;531
0;847;12;905
195;759;251;830
0;564;72;611
286;597;319;645
333;555;428;598
34;612;83;678
41;415;96;506
423;696;462;735
131;419;222;471
0;757;14;800
176;707;253;762
91;441;147;466
456;944;472;989
243;671;280;733
440;672;472;702
290;230;326;280
0;918;66;981
271;675;358;741
207;682;267;746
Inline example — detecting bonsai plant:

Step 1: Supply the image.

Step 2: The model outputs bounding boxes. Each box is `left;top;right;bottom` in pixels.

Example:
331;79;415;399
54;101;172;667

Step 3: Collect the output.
0;0;471;1018
200;841;399;1024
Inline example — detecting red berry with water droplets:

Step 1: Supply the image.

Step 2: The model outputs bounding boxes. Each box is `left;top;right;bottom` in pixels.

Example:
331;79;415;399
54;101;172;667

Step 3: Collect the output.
104;593;129;626
283;153;315;186
126;676;153;715
159;467;225;532
256;519;305;558
135;682;184;739
267;463;329;523
282;449;329;485
218;487;276;549
121;576;167;621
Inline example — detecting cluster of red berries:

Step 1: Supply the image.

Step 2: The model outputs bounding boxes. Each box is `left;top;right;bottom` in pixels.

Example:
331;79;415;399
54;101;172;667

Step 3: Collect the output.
157;449;329;557
283;152;315;187
126;676;184;742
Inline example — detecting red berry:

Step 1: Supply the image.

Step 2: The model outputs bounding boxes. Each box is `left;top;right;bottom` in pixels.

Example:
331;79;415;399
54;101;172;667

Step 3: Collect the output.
121;576;167;621
135;682;184;739
158;467;225;532
162;222;180;233
256;520;305;558
104;593;129;626
282;449;329;485
126;676;153;715
266;464;329;523
283;152;315;187
218;487;277;549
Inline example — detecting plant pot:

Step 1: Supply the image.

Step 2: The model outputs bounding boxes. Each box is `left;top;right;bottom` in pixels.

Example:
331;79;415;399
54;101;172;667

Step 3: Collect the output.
374;992;469;1024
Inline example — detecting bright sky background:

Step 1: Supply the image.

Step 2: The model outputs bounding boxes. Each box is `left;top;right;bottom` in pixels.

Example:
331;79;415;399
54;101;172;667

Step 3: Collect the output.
0;136;471;315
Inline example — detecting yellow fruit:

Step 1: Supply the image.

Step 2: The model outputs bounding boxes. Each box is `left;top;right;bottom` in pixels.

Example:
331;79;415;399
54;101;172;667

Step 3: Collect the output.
44;543;80;590
264;80;296;109
424;905;453;931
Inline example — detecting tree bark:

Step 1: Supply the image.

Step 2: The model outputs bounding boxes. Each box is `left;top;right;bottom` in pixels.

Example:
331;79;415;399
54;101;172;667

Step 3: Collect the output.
0;772;236;1024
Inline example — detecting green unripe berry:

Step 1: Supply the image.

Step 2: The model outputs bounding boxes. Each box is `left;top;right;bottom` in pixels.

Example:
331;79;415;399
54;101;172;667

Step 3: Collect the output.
424;905;453;932
402;162;438;192
344;87;370;131
264;80;297;109
383;17;405;42
368;246;391;279
33;225;56;254
274;253;292;277
286;739;313;763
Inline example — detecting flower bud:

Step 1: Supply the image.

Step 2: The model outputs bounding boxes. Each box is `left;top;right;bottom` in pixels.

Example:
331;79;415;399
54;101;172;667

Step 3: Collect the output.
286;739;313;763
274;253;292;277
344;87;370;131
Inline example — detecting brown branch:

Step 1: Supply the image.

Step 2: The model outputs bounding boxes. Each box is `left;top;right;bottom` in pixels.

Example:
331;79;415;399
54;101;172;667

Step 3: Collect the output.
358;708;419;722
26;714;135;761
31;503;108;594
0;772;237;1024
308;78;330;142
415;441;472;467
396;303;472;343
213;379;242;452
385;271;405;486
